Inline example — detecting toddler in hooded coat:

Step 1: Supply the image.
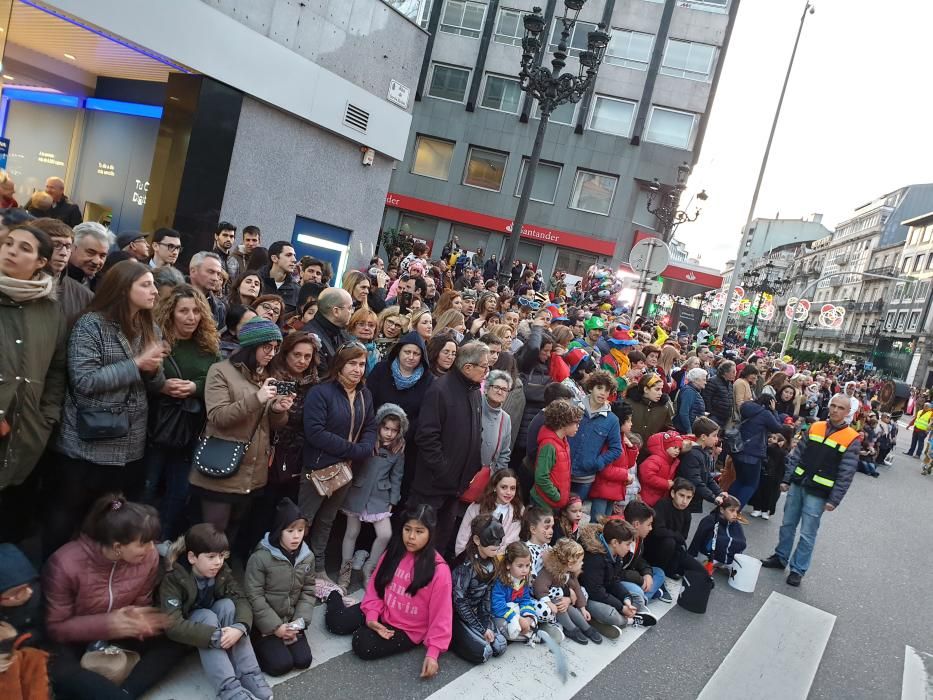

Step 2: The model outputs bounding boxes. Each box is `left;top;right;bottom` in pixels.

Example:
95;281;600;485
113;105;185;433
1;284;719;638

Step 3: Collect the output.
637;432;683;507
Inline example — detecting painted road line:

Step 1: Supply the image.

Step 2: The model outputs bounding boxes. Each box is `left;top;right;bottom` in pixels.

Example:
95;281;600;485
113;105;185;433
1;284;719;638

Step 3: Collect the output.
696;591;836;700
902;645;933;699
425;582;682;700
144;603;355;700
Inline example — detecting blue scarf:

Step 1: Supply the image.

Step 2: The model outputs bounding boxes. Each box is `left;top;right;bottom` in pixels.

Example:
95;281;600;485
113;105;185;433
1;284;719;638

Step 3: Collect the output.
391;358;423;389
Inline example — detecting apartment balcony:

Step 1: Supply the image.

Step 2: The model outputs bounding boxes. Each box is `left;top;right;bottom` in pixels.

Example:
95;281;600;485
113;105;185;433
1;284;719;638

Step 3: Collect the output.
852;299;884;312
865;265;897;277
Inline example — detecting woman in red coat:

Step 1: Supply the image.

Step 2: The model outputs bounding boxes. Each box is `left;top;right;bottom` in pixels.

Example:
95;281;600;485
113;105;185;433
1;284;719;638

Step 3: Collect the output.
588;402;639;519
638;431;684;507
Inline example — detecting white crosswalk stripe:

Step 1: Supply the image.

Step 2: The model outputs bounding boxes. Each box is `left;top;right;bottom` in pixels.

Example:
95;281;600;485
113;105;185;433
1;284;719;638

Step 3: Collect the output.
902;645;933;700
696;591;836;700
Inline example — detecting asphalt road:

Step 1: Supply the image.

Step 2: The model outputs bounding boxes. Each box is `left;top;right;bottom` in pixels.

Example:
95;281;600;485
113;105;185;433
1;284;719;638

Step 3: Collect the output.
272;445;932;700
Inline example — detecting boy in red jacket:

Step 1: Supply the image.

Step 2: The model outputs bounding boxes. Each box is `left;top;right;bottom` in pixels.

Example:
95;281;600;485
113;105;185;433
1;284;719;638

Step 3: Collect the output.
638;432;683;507
589;402;639;519
532;400;583;510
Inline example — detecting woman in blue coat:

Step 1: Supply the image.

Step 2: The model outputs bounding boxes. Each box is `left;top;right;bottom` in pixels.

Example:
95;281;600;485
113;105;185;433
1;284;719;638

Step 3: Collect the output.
732;394;785;508
301;343;377;577
674;367;707;434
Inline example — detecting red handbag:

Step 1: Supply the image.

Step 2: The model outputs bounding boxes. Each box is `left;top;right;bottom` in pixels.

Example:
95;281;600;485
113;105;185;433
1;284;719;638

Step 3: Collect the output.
459;412;505;503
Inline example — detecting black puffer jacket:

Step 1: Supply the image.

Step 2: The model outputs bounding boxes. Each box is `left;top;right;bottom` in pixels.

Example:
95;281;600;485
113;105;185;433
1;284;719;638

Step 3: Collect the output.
703;373;734;426
451;558;497;636
579;524;647;611
677;447;721;513
366;331;433;440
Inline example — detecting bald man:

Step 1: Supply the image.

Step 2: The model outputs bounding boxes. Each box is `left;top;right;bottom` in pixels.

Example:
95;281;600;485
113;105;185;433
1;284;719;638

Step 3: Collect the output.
302;287;353;374
45;177;83;227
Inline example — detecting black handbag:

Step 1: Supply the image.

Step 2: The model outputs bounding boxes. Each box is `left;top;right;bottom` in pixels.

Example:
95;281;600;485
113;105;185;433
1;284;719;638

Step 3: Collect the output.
677;569;714;614
723;423;745;454
77;405;130;440
193;406;266;479
148;357;205;447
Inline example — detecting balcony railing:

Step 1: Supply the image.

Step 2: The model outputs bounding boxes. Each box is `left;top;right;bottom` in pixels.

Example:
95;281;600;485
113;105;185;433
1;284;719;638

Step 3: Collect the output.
865;265;897;277
852;299;884;312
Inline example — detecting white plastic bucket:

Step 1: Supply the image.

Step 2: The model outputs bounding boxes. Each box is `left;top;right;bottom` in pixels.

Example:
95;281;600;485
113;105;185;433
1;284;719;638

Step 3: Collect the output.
728;553;761;593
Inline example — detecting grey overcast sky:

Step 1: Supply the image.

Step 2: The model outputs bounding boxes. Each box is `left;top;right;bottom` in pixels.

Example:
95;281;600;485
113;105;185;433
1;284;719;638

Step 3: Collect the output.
676;0;933;271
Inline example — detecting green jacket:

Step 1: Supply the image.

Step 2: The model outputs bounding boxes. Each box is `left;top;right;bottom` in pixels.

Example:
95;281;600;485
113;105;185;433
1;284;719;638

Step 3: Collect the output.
0;288;67;491
159;552;252;648
244;535;316;636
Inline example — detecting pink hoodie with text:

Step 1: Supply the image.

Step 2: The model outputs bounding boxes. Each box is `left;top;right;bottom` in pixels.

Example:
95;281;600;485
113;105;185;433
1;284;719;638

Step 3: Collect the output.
361;550;452;660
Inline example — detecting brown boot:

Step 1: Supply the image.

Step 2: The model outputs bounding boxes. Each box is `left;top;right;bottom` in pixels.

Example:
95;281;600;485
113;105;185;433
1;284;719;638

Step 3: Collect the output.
337;560;353;593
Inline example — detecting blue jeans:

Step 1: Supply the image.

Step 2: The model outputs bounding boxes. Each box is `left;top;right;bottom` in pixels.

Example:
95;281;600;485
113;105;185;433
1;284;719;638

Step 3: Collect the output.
143;445;194;540
731;456;761;508
589;498;614;520
571;481;593;500
616;566;665;605
907;429;926;456
774;483;826;576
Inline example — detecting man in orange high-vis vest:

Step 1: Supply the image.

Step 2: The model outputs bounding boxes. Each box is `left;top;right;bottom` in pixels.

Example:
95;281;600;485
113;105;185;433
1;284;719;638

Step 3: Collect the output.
760;394;860;587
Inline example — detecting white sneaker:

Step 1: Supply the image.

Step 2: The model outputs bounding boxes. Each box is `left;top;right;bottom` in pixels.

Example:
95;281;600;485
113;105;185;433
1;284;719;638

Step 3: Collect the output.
750;510;762;518
761;512;770;520
351;549;369;570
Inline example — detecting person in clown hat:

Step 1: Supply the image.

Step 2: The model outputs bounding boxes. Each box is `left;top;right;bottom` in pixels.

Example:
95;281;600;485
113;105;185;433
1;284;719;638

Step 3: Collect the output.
601;326;640;394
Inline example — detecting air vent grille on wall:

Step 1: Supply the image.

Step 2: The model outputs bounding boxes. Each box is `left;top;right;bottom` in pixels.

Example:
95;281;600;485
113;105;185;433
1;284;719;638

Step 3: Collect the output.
344;103;369;133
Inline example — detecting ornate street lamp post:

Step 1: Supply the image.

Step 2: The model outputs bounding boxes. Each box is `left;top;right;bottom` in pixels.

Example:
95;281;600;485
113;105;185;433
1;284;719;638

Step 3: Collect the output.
500;2;610;282
646;162;707;243
742;261;791;347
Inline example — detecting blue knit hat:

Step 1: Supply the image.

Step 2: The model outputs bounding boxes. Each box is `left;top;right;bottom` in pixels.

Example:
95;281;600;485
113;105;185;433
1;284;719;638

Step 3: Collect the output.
238;316;283;348
0;543;37;592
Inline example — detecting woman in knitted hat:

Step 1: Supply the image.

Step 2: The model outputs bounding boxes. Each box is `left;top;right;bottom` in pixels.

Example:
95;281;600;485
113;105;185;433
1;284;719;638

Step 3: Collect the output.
190;316;294;555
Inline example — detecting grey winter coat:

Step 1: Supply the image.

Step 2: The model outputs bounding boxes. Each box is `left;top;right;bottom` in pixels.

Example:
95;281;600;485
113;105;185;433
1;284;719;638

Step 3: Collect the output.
56;312;165;466
341;403;408;515
244;535;316;636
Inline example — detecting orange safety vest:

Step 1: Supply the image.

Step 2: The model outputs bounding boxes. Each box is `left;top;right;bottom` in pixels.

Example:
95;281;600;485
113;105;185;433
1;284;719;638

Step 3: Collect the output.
792;421;859;496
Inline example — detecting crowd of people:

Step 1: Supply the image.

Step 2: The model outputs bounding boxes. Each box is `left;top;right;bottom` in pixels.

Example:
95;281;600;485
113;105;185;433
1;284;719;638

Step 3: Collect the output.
0;193;902;698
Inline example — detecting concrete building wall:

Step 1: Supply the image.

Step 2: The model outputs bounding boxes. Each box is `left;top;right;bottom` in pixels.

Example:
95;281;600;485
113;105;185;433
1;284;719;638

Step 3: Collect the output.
202;0;427;109
220;97;393;270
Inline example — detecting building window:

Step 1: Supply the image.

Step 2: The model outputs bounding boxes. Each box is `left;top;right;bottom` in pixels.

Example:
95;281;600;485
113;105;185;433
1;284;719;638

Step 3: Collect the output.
549;20;598;56
439;0;486;38
569;169;618;215
589;95;637;136
896;312;908;331
893;283;904;301
411;135;455;180
514;159;562;203
915;254;924;272
494;6;524;46
481;74;522;113
463;146;509;191
660;39;716;81
927;253;933;270
923;225;932;243
902;257;910;273
398;213;438;243
427;63;471;102
908;311;921;332
555;249;598;278
605;29;654;70
884;311;896;330
534;99;576;125
645;106;697;149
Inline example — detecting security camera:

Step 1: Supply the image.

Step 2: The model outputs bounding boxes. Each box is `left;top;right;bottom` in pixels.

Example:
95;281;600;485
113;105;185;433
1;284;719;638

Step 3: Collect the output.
361;147;375;167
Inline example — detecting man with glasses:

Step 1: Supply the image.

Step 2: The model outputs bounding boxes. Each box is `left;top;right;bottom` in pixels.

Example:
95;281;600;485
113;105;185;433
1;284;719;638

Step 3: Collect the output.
411;341;490;555
482;370;513;473
302;287;353;375
150;228;182;269
30;218;93;328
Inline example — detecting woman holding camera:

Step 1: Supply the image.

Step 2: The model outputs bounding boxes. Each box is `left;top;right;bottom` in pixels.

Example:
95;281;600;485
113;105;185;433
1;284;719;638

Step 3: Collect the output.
189;317;294;551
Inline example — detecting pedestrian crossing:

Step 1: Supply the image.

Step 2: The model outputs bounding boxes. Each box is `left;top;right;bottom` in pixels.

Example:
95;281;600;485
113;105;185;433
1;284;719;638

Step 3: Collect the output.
144;586;927;700
696;592;835;700
902;646;933;700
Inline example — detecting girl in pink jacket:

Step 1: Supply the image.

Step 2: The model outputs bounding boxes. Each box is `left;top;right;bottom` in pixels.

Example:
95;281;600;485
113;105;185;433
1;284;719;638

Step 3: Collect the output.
324;504;452;679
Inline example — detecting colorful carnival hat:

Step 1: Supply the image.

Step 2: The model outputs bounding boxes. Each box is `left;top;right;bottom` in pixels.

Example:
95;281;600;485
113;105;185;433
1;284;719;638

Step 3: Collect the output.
607;325;638;346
